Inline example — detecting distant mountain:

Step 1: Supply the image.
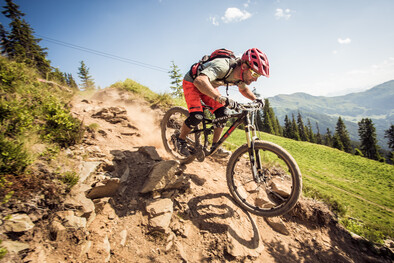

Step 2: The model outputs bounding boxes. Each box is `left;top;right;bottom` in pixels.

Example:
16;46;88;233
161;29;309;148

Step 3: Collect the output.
268;80;394;150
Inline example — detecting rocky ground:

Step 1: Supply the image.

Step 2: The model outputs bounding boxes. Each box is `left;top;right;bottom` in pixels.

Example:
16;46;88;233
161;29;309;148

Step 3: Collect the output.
0;88;393;263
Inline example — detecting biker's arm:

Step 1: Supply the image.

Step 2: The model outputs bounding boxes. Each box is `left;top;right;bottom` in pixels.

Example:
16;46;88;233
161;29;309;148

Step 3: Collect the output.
193;74;222;102
238;85;257;101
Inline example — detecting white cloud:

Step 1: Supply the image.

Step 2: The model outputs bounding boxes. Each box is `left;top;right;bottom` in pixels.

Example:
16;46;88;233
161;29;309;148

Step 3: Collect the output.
275;8;292;20
221;7;252;23
244;0;251;8
332;50;338;55
338;38;351;44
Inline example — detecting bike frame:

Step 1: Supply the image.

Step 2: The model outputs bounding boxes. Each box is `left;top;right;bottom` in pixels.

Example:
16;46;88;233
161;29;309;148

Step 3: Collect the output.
190;106;263;181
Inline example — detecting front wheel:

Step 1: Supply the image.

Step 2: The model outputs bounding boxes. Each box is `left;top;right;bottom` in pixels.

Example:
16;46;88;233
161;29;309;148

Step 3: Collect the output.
226;141;302;217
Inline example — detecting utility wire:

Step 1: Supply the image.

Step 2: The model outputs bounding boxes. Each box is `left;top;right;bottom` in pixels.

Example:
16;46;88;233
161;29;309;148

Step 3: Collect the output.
35;34;169;73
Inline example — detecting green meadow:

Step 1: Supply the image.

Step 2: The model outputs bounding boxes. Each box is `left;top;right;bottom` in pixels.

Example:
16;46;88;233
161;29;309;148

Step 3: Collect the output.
225;129;394;243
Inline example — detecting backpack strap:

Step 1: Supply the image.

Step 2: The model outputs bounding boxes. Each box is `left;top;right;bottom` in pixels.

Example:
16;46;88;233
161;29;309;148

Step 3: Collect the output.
190;57;238;81
190;49;237;80
220;58;238;82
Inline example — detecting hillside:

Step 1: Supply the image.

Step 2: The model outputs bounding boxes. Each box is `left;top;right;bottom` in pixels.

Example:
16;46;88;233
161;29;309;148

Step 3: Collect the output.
268;80;394;150
1;86;393;262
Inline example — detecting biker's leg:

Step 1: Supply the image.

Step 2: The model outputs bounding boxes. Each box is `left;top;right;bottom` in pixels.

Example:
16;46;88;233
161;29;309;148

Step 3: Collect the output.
179;122;192;140
212;106;229;144
181;80;204;140
179;112;203;140
212;127;223;143
211;106;231;157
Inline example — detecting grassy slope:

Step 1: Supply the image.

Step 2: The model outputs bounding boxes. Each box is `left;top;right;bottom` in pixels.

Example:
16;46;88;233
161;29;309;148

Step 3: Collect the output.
226;129;393;241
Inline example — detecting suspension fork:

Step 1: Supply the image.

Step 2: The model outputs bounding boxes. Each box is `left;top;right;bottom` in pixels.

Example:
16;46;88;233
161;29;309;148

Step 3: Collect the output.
245;113;262;182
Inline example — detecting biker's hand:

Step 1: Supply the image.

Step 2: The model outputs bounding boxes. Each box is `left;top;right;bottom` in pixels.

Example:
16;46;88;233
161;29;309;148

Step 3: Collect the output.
253;98;265;108
218;96;238;109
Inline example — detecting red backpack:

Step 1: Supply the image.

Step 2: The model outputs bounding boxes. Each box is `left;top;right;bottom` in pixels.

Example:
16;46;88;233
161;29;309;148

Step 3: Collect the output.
190;48;238;80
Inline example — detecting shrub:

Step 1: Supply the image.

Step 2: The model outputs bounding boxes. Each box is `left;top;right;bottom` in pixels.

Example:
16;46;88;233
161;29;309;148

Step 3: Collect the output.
340;218;385;244
42;100;83;147
0;134;31;175
58;171;79;190
110;79;176;109
0;57;34;93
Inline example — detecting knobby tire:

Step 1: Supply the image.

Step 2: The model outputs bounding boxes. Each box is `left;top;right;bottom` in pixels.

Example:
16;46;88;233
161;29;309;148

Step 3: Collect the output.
161;106;196;165
226;141;302;217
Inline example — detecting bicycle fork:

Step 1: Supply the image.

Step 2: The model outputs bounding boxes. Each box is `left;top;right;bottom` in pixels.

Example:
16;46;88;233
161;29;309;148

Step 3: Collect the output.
244;113;263;183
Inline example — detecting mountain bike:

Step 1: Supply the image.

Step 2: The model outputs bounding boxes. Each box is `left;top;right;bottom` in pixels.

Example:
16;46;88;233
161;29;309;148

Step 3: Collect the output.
161;101;302;217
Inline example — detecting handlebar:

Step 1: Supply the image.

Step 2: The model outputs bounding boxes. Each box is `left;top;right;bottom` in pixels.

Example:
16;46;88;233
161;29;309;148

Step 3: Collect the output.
234;101;262;112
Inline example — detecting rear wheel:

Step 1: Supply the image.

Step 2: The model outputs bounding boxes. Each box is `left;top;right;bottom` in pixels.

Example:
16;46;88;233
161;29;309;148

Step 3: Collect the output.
226;141;302;217
161;107;197;164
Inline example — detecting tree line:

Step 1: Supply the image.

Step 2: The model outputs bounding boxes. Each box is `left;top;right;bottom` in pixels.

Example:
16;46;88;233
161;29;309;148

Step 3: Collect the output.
169;62;394;164
0;0;95;91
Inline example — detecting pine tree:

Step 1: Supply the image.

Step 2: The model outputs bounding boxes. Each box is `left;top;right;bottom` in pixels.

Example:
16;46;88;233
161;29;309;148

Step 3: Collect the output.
335;117;352;153
48;67;66;84
325;128;333;147
65;73;78;90
358;118;381;160
78;61;95;90
333;134;344;151
1;0;50;75
256;109;264;131
315;122;323;144
261;99;281;135
262;99;274;134
0;23;9;53
385;125;394;164
307;119;315;143
283;115;292;138
291;114;300;141
297;112;308;141
385;125;394;151
275;117;283;136
168;61;183;98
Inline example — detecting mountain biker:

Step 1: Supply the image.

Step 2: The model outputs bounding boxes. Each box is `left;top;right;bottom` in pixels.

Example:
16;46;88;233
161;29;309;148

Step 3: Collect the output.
176;48;270;158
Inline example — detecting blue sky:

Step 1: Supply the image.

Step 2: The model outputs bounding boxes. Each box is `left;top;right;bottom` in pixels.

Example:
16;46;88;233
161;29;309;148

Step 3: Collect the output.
1;0;393;99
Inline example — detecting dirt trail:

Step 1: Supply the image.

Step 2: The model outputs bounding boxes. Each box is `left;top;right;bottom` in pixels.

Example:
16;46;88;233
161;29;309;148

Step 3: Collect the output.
1;88;392;263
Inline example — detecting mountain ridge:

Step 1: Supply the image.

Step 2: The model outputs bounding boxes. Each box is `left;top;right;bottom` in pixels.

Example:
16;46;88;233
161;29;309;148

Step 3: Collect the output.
268;80;394;150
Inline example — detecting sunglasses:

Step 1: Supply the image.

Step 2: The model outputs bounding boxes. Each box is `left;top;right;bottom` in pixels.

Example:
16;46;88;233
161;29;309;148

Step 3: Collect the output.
249;68;261;79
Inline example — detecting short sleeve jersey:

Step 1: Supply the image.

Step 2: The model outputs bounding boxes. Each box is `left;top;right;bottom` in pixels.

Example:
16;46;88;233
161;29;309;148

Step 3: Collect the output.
184;58;246;89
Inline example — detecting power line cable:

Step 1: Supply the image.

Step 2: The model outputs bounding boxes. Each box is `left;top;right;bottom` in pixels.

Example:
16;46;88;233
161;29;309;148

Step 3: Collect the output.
35;34;169;73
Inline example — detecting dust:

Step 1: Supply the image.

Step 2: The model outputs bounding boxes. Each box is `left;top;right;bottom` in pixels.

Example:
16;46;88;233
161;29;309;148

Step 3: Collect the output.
124;103;162;148
88;88;169;157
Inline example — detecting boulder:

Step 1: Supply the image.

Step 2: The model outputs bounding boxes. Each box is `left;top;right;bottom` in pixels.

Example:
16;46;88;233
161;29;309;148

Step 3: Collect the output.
265;217;290;235
1;240;29;253
140;160;189;193
65;184;96;223
3;213;34;232
146;198;174;232
138;146;162;161
55;211;87;229
86;178;121;199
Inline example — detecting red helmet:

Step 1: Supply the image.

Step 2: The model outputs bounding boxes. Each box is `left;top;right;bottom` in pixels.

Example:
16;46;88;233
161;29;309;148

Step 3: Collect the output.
241;48;270;77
